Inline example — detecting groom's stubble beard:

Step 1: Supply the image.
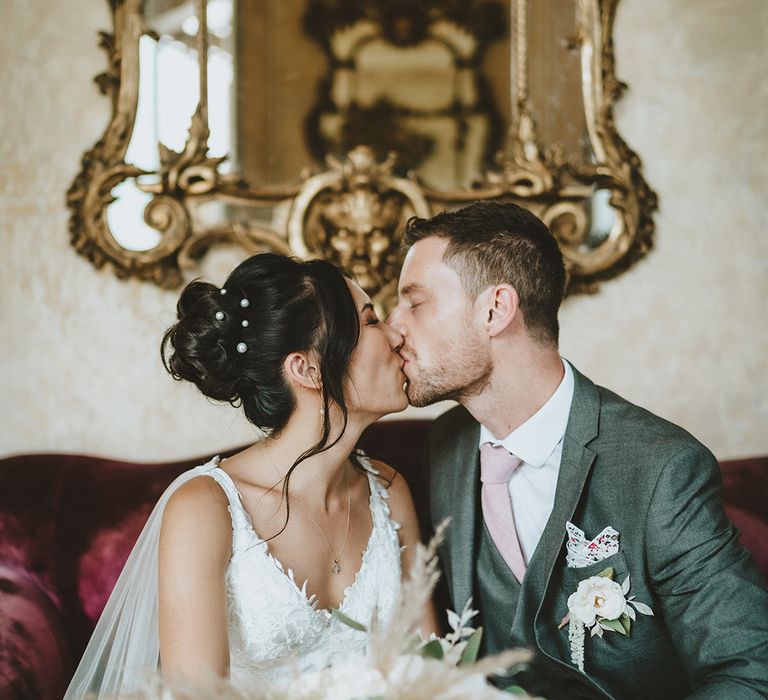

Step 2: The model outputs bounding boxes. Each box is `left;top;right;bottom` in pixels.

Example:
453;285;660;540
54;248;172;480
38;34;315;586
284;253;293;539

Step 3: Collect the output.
405;326;492;407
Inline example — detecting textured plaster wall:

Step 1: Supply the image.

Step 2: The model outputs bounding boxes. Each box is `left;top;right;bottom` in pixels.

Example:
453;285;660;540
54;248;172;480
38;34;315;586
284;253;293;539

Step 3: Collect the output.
1;0;766;461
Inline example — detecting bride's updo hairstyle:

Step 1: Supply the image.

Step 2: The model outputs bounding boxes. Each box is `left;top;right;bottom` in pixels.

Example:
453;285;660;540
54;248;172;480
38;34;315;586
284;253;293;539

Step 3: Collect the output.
161;252;360;450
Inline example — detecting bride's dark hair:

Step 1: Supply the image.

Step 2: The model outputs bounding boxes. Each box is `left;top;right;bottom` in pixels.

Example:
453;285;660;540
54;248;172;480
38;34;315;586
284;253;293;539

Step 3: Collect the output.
161;253;362;534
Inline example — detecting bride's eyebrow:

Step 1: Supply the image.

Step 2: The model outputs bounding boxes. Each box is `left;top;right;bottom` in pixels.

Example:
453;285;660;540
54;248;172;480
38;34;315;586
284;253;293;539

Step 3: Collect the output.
361;302;375;314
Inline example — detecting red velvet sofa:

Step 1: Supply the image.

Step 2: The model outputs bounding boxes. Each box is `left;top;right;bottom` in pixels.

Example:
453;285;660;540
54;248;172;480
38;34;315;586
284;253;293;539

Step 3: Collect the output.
1;419;766;700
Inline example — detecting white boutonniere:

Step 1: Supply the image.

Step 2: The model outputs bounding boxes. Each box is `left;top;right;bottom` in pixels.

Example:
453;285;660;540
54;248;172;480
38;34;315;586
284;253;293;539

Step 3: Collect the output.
558;567;653;673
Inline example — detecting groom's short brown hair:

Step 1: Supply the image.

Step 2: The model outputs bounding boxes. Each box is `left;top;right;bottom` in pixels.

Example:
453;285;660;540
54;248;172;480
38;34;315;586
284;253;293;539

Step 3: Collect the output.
402;201;566;346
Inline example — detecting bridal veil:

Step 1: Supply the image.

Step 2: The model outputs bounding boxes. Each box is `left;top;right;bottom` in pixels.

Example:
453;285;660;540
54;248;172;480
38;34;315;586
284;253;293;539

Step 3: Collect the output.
64;460;218;699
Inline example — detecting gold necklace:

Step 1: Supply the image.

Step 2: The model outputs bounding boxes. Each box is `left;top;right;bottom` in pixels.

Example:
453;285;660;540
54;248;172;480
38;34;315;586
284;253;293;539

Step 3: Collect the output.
291;468;351;575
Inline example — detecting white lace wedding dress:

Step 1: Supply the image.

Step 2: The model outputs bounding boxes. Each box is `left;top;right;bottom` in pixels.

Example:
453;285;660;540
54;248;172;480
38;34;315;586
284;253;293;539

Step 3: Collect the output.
64;453;403;698
206;455;403;687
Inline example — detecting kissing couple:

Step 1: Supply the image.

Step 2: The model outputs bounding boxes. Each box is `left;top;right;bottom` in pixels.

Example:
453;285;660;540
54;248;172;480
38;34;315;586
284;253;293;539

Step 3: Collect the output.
66;202;768;699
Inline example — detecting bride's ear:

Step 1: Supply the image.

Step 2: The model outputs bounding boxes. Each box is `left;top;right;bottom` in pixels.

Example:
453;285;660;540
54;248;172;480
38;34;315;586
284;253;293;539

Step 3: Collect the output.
283;351;321;392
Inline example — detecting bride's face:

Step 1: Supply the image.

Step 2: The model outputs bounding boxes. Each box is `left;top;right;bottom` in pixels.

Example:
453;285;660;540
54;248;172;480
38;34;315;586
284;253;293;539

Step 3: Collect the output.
343;280;408;418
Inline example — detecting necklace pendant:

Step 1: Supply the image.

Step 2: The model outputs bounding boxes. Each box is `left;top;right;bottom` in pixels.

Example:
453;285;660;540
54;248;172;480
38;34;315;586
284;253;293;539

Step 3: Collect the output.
331;560;341;574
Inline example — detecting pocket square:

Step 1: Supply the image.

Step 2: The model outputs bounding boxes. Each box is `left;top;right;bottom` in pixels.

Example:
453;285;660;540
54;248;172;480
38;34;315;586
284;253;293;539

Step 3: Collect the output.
565;521;620;568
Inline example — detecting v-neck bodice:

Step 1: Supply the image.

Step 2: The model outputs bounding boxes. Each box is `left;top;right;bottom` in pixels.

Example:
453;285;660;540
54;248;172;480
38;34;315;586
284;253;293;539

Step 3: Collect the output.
203;454;402;687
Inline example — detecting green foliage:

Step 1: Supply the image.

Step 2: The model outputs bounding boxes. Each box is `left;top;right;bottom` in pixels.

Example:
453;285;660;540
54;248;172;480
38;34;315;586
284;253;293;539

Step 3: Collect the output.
332;609;368;632
599;618;628;636
458;627;484;666
420;639;445;660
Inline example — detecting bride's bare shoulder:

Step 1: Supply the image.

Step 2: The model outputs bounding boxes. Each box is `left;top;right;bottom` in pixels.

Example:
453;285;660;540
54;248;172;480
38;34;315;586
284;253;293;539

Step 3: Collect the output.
167;472;230;509
160;475;231;557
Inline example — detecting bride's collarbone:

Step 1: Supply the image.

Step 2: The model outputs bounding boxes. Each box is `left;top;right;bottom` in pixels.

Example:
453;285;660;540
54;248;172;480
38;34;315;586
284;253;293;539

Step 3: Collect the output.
239;483;375;609
234;466;372;533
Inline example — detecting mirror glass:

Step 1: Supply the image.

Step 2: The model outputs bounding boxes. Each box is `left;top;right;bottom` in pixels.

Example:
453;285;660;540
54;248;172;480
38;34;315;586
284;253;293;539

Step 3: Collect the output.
110;0;235;251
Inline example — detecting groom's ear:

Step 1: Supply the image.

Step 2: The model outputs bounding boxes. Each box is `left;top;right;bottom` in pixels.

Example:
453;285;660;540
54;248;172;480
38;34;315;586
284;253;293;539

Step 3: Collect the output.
481;284;520;337
283;351;322;391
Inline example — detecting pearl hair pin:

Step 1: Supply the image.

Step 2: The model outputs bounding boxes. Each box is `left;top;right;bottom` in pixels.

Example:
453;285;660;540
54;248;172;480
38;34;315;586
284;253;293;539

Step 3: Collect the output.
241;319;249;327
215;311;225;321
220;288;227;295
236;342;248;354
240;298;250;308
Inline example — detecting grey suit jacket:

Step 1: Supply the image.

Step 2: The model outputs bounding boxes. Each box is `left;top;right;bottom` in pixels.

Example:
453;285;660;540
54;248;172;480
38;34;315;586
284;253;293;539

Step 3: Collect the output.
426;366;768;699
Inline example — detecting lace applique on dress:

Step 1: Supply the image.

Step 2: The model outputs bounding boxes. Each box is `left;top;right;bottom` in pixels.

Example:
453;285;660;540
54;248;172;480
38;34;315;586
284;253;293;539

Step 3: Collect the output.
204;453;402;688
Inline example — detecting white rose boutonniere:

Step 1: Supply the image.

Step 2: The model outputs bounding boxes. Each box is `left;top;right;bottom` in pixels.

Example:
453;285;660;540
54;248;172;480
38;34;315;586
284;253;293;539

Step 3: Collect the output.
559;567;653;672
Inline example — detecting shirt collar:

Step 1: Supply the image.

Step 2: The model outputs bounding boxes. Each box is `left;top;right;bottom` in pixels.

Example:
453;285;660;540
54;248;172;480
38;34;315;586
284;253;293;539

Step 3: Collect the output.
478;359;575;468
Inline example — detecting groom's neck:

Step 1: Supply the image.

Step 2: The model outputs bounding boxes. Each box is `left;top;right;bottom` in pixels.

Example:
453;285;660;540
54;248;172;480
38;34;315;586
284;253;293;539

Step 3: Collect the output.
463;343;564;440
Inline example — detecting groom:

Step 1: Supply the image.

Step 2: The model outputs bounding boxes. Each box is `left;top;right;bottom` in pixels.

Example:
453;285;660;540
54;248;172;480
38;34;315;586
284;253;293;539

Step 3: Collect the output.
386;202;768;699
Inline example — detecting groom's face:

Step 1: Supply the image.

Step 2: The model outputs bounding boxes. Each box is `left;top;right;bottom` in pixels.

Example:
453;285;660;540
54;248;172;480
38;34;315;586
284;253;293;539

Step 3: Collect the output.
387;237;492;407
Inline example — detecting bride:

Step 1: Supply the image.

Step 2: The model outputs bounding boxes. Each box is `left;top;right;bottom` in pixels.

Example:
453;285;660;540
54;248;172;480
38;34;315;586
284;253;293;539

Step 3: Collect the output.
65;253;439;698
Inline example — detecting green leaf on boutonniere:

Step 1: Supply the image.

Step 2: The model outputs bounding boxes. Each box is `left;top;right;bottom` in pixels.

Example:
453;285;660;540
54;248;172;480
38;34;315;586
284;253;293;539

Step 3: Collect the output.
420;639;444;660
596;567;615;579
458;627;483;666
332;609;367;632
618;613;632;636
504;686;530;695
599;618;628;635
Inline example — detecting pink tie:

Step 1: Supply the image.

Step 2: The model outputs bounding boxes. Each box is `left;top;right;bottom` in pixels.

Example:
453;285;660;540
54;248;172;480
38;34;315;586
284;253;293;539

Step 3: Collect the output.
480;442;526;582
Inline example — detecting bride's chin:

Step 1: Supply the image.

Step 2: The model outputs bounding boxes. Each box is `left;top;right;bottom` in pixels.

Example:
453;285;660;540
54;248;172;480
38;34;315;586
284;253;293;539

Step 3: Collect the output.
394;384;410;411
380;389;409;414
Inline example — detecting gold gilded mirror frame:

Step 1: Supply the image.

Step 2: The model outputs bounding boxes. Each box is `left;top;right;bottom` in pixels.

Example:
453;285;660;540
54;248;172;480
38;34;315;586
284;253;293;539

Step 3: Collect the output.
68;0;657;309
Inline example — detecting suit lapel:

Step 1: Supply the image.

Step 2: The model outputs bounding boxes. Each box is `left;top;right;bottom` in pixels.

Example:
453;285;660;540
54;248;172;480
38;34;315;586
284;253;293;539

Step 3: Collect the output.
512;366;601;642
447;420;481;611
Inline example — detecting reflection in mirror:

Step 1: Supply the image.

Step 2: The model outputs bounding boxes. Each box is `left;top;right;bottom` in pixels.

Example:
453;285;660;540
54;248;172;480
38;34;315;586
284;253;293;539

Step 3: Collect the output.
109;0;234;251
542;188;616;259
236;1;510;190
589;189;616;246
303;2;507;190
142;0;233;158
232;1;596;191
106;181;159;251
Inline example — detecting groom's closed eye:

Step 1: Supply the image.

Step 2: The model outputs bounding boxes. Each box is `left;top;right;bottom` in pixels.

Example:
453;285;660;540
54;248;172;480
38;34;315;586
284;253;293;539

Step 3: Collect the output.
404;295;427;312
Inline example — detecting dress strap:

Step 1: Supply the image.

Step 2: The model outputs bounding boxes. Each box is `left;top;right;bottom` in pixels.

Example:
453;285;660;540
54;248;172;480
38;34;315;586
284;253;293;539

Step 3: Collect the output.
355;452;402;534
205;459;255;536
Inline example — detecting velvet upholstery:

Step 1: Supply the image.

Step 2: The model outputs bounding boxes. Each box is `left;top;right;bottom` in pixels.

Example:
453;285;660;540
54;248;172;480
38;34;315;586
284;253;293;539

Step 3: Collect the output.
0;419;765;699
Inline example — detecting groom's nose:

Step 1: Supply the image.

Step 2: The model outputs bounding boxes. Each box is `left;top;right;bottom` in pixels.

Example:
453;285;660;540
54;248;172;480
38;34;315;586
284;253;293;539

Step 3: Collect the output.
385;323;404;353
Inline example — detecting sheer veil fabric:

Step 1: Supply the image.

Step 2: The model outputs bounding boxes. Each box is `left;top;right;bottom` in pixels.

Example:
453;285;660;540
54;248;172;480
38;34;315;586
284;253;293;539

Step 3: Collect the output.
64;460;219;699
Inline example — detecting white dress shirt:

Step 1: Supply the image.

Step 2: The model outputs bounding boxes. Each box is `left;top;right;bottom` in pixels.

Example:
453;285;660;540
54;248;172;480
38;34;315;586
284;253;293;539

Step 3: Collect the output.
478;359;575;563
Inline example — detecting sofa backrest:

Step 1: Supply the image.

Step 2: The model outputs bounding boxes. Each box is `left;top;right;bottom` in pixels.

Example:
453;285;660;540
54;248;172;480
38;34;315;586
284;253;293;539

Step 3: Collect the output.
1;419;766;669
